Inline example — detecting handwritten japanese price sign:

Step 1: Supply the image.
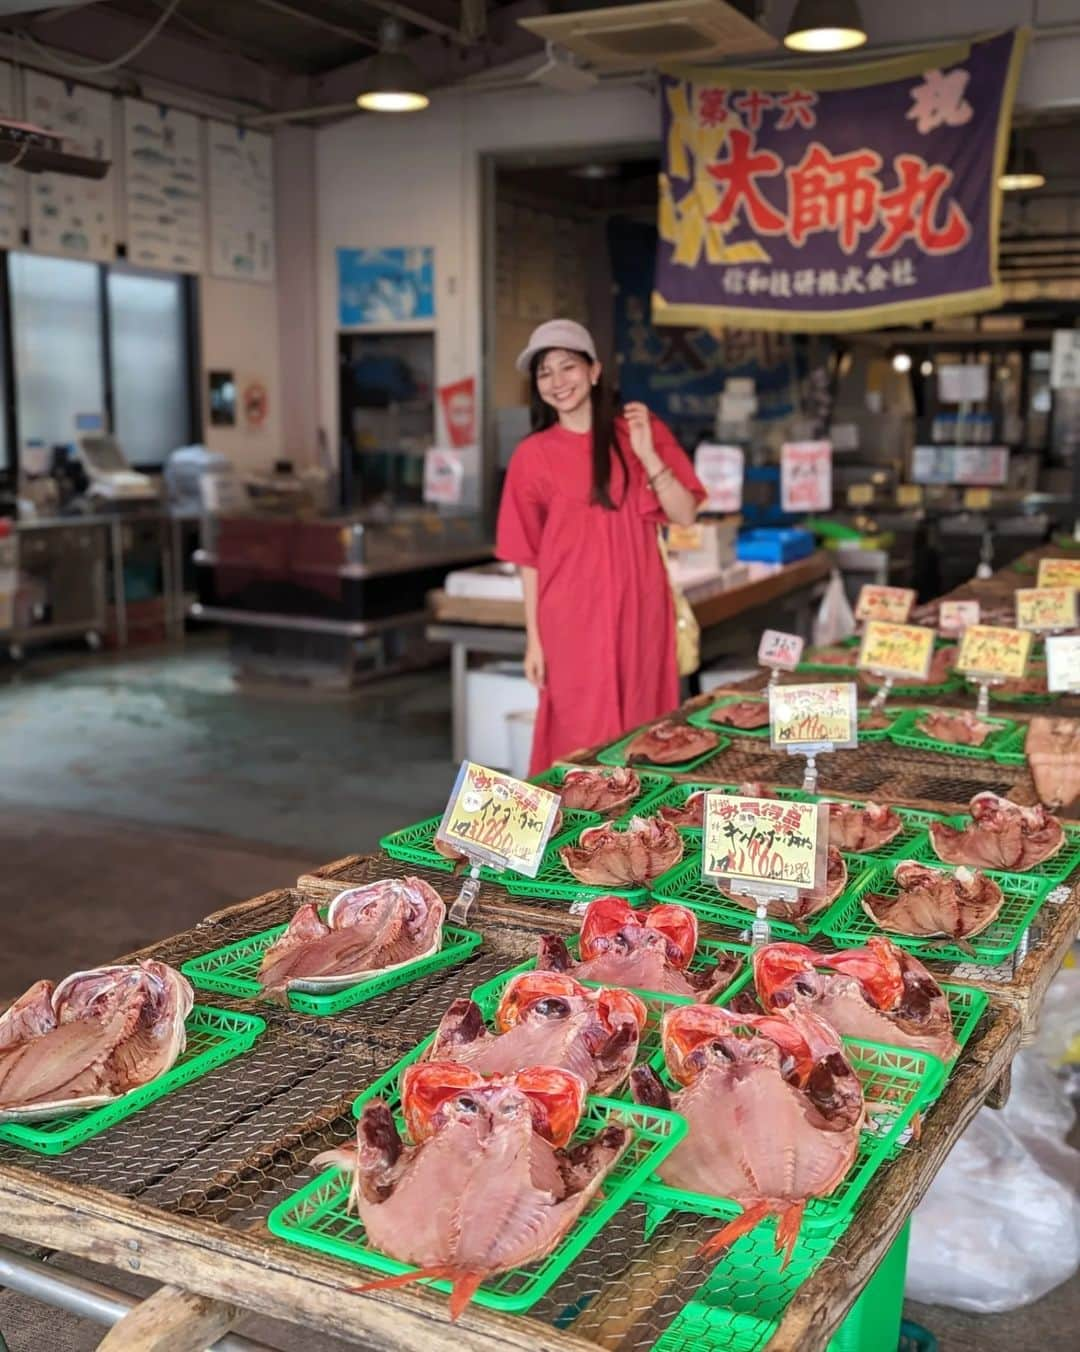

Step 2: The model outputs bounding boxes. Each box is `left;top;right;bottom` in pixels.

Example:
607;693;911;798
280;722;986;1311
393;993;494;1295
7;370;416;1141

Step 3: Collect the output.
703;794;826;892
780;441;832;513
436;762;561;878
1046;635;1080;693
855;584;915;624
758;629;804;671
1037;558;1080;589
858;621;935;681
694;443;744;514
768;682;857;750
939;600;980;634
956;624;1033;681
667;523;705;551
1015;587;1078;633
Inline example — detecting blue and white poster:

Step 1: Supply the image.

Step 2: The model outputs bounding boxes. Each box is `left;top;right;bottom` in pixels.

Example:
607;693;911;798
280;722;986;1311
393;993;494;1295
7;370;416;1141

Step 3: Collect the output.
338;246;435;325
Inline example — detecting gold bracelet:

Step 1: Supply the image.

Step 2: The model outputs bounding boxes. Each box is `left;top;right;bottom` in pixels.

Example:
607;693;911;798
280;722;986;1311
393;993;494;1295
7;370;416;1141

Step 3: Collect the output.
648;465;673;487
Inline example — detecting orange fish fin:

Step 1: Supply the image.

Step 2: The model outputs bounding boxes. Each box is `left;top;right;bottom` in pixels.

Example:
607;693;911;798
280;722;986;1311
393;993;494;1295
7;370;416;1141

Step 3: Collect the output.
910;1111;922;1143
448;1271;485;1320
353;1266;454;1298
698;1201;772;1259
774;1200;806;1269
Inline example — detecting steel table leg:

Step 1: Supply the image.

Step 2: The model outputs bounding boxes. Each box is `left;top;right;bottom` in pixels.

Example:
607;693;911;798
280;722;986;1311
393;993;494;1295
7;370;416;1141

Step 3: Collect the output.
109;520;127;649
451;640;467;763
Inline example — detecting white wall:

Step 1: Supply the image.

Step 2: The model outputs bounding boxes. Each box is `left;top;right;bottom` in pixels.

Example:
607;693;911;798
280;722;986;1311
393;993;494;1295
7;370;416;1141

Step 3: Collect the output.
199;275;283;472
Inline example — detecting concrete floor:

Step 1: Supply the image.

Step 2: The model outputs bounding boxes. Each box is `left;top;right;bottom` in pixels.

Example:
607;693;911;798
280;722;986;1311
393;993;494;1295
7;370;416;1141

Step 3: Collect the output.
0;639;1076;1351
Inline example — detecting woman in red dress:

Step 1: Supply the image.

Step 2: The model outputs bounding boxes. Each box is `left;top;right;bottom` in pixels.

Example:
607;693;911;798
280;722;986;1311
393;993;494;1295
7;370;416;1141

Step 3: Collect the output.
496;319;706;775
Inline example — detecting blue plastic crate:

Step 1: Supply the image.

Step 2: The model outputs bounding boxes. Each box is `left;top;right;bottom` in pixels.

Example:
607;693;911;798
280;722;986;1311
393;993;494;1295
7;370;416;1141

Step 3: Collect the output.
737;528;815;564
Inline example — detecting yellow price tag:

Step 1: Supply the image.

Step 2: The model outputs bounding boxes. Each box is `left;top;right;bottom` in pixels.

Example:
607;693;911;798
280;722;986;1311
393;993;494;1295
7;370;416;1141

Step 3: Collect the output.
855;585;916;624
437;762;561;878
1015;586;1078;633
667;523;705;551
897;484;923;507
963;487;992;510
858;621;935;680
768;682;857;749
1038;558;1080;588
847;483;874;507
703;794;826;891
956;624;1033;680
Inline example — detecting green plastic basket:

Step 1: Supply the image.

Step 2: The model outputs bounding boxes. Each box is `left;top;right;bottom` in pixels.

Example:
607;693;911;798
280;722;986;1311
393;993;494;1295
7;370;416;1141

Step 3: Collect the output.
596;727;731;774
379;812;596;880
504;819;685;904
181;920;483;1015
637;1035;944;1241
686;696;772;739
914;815;1080;889
855;706;905;742
267;1050;687;1315
823;860;1054;966
531;764;674;818
819;799;932;863
0;1006;265;1156
962;672;1052;707
887;707;1018;762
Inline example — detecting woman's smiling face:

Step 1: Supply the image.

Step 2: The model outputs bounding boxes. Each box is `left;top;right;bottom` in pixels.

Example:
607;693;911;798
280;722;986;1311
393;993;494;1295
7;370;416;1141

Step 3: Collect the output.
535;348;601;419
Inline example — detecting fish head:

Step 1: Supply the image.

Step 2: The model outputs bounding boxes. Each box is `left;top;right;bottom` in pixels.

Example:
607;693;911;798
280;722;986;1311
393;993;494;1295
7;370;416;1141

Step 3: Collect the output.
579;898;696;969
753;943;823;1011
760;1007;864;1129
495;972;646;1039
578;896;640;960
401;1061;585;1149
817;937;905;1011
661;1005;765;1084
643;905;697;969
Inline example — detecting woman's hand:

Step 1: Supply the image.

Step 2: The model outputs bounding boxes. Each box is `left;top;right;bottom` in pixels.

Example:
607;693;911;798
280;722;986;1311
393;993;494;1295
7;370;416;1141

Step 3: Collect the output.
623;402;662;474
524;635;546;689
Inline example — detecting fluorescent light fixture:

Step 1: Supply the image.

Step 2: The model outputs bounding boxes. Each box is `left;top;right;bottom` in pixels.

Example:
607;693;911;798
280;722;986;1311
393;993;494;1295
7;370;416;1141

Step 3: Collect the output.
999;141;1045;192
357;18;429;113
784;0;867;52
892;352;912;373
569;162;617;180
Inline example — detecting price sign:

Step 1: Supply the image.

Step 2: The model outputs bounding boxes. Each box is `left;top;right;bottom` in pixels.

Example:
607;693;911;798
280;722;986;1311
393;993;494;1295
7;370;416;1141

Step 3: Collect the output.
847;483;874;507
768;682;857;750
1015;587;1078;633
695;443;744;514
758;629;804;671
939;600;980;635
667;523;705;551
956;625;1033;681
855;585;916;624
897;484;923;507
963;487;992;511
1037;558;1080;588
436;762;561;878
1046;634;1080;692
703;794;827;892
858;621;935;681
780;441;832;513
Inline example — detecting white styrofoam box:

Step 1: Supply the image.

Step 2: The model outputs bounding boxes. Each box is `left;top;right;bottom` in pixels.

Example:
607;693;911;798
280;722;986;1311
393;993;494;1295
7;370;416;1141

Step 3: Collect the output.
506;709;536;779
699;663;761;693
465;663;539;770
445;562;524;600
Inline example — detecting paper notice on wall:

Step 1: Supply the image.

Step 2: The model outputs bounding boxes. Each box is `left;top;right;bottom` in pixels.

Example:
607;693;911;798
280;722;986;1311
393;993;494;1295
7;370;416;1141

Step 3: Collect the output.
25;70;114;261
438;377;476;448
208;122;274;282
695;443;743;514
424;448;465;506
780;441;832;513
937;364;990;403
123;98;204;273
1051;331;1080;390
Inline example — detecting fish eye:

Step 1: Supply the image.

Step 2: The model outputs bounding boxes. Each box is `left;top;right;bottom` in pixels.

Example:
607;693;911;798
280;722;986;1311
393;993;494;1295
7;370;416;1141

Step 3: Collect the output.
534;997;571;1019
794;977;816;996
456;1096;479;1114
710;1039;735;1060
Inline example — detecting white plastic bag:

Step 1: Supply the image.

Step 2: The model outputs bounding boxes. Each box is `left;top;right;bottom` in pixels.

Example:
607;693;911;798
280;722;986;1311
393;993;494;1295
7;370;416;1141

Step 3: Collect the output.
812;569;856;647
905;1051;1080;1313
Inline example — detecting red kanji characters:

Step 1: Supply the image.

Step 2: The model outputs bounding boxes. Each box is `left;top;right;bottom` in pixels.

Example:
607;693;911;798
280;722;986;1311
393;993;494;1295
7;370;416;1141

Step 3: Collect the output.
787;142;882;254
706;129;785;233
699;87;729;127
776;89;818;130
732;89;775;132
871;154;971;257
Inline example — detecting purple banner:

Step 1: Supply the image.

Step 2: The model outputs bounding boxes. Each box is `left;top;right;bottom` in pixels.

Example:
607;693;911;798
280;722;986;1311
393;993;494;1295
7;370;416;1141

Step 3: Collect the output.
654;30;1026;332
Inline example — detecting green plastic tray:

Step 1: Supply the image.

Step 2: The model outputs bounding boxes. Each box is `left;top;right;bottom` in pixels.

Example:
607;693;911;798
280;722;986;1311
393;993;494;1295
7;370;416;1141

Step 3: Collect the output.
914;815;1080;889
859;673;963;698
379;812;596;880
596;727;730;774
887;707;1018;762
637;1033;944;1241
531;764;673;818
648;856;874;943
0;1005;266;1156
822;860;1054;966
962;673;1052;707
181;918;483;1015
267;1046;687;1314
856;706;905;742
504;819;682;904
686;696;772;739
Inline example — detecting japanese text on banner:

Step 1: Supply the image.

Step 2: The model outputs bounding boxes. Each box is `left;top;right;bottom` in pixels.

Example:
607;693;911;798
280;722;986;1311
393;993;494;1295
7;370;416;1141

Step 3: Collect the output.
437;762;561;878
703;795;825;890
956;624;1033;680
858;621;935;680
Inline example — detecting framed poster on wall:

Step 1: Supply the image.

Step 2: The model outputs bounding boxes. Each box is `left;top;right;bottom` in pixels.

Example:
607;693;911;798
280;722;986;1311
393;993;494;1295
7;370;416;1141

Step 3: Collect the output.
338;247;435;325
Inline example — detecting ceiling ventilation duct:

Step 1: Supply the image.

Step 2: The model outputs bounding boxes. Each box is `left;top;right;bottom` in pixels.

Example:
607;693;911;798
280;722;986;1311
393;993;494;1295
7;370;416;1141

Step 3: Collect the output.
520;0;776;73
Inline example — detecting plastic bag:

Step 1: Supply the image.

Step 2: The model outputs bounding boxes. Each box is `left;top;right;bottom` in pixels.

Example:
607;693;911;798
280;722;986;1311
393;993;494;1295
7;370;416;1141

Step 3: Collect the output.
905;1051;1080;1313
812;569;856;647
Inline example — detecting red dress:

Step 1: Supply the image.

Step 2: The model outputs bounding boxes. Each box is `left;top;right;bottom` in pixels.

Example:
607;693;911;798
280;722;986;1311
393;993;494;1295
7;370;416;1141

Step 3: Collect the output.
496;414;706;775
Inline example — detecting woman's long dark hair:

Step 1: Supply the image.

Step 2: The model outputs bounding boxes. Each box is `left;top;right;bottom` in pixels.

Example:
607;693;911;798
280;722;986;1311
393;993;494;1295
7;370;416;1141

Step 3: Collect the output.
529;348;627;510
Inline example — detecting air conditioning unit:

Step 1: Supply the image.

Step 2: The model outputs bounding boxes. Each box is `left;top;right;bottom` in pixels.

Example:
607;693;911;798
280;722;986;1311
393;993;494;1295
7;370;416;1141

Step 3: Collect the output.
519;0;777;73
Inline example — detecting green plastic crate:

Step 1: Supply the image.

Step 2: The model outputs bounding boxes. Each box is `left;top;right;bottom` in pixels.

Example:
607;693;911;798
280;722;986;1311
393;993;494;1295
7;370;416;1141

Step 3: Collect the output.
379;812;596;880
531;764;674;818
855;706;905;742
267;1047;687;1315
962;673;1052;707
181;919;483;1015
887;707;1018;762
914;814;1080;889
649;855;874;943
504;818;686;904
596;727;731;774
818;799;932;863
823;859;1054;966
686;696;772;739
637;1035;944;1241
0;1006;265;1156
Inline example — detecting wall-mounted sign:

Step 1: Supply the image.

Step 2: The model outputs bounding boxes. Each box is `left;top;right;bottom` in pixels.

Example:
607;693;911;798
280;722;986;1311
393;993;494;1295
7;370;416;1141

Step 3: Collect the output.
338;246;435;325
912;446;1009;486
438;377;476;448
780;440;832;513
695;443;744;514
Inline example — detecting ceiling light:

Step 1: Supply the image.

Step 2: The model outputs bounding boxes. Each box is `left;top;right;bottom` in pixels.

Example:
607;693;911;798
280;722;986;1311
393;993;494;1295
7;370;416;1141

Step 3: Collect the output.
357;18;429;113
784;0;867;52
920;359;934;376
999;140;1045;192
569;163;617;180
892;352;912;374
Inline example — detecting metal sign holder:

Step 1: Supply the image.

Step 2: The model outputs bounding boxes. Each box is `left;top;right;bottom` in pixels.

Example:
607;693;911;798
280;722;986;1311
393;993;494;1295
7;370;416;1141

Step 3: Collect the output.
718;877;800;948
867;672;895;711
449;857;484;924
971;675;1004;718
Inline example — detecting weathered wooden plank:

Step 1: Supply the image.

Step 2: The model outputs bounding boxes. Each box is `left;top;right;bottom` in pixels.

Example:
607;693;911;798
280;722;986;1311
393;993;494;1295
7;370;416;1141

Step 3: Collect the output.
96;1285;239;1352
